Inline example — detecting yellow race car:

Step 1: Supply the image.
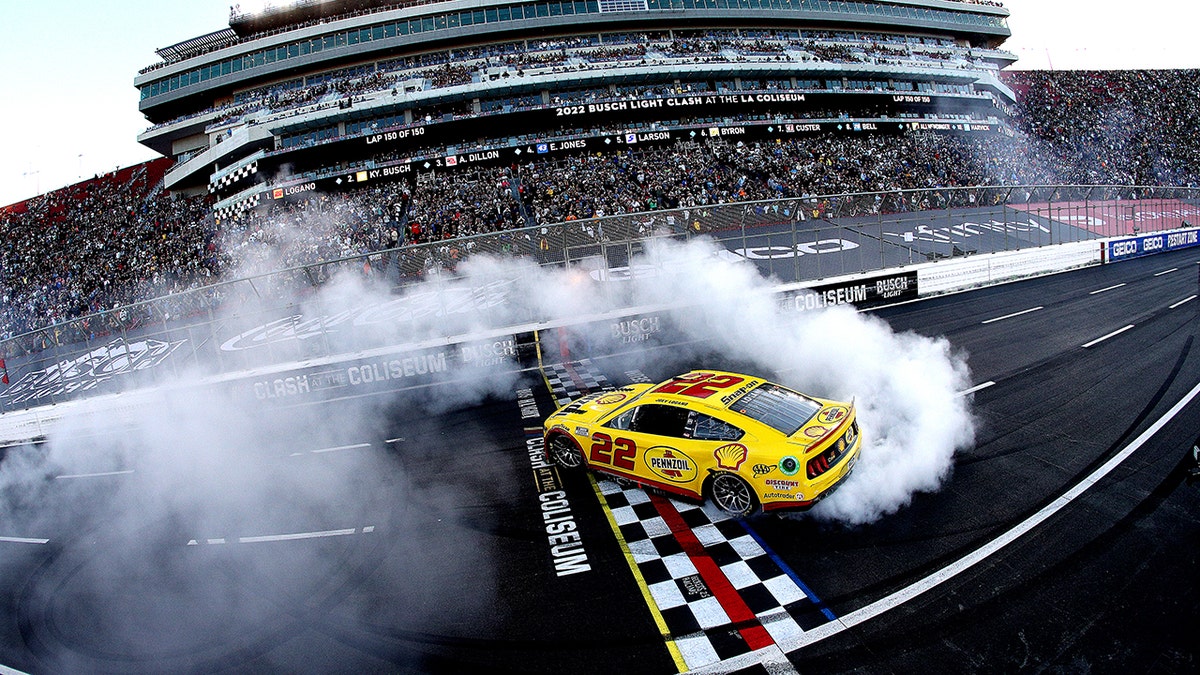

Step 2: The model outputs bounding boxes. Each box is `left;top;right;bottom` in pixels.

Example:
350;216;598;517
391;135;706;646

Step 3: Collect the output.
543;370;861;516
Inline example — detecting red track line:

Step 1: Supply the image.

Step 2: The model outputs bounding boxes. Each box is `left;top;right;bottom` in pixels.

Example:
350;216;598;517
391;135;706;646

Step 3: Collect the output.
558;326;572;362
556;327;592;396
649;493;774;651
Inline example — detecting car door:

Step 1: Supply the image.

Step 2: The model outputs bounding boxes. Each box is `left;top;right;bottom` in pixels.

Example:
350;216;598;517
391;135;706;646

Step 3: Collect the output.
595;404;744;496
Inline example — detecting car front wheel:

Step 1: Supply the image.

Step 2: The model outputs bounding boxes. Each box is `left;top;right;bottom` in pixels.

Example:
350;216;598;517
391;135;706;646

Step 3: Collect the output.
709;472;759;517
548;434;585;469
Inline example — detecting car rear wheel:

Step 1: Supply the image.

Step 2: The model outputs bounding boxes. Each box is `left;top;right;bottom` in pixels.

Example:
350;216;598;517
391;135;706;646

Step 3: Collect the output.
709;472;758;517
549;434;585;469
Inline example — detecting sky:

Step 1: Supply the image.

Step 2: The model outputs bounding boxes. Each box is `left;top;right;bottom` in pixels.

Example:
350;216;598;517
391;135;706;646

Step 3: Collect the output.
0;0;1194;208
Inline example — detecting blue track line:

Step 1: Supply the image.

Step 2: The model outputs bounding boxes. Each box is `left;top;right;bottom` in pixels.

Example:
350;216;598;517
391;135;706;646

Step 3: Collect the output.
738;519;838;622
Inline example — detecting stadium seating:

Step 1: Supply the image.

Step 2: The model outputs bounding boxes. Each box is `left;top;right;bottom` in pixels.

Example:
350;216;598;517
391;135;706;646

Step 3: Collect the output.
6;68;1200;347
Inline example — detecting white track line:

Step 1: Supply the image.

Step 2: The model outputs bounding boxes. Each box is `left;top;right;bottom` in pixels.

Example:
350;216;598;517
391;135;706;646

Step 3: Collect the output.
290;442;372;456
1;663;32;675
1170;295;1196;309
981;307;1043;325
310;442;371;454
958;381;995;397
0;536;49;545
1154;267;1179;276
686;645;797;675
768;375;1200;654
1082;325;1135;348
187;527;374;546
239;528;358;544
55;469;134;480
1089;283;1127;295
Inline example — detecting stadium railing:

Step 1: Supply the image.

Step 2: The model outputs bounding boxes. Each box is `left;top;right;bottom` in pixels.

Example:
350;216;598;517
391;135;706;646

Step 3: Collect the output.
1;184;1196;412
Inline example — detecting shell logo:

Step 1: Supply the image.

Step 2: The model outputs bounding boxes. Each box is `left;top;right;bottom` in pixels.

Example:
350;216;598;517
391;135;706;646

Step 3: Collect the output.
804;425;830;438
714;443;749;470
818;406;849;425
644;446;698;483
595;392;628;405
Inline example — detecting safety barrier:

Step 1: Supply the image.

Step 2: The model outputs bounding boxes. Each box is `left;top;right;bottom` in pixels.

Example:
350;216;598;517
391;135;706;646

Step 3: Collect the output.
2;185;1199;426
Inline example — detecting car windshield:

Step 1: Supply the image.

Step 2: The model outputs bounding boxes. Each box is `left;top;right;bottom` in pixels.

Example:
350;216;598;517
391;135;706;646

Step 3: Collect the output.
727;383;822;436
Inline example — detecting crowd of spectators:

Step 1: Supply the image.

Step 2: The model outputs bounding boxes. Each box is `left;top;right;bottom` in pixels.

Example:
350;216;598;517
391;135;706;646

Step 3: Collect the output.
217;182;409;277
520;132;1043;221
149;28;993;138
404;167;528;243
7;66;1200;349
1000;69;1200;187
0;161;215;340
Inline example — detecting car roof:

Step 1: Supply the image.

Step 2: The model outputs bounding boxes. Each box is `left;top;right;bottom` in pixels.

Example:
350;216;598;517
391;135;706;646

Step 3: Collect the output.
641;370;769;413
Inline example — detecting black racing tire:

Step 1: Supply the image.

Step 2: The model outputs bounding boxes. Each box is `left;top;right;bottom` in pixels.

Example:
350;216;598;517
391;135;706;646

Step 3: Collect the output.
708;472;759;517
548;434;586;470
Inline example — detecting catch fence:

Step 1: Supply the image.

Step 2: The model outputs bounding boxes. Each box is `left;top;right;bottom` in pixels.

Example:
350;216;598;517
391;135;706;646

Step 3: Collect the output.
2;184;1196;412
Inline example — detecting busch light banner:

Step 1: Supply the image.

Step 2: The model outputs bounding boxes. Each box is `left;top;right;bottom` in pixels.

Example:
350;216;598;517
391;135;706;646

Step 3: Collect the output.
1106;228;1200;262
778;270;919;313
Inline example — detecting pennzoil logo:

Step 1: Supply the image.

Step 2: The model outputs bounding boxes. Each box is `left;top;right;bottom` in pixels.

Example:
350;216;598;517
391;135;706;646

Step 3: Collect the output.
595;392;628;405
818;407;849;424
714;443;749;470
645;447;698;483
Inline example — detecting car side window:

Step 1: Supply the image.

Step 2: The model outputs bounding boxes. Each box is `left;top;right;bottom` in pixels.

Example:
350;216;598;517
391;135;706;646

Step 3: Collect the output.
687;411;745;442
627;404;691;438
606;407;638;431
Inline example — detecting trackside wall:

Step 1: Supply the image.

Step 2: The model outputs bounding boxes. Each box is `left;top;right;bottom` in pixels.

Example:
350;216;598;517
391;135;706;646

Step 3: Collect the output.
3;229;1199;445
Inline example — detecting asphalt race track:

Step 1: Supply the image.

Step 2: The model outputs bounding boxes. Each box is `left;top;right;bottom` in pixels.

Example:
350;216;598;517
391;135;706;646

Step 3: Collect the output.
2;248;1200;673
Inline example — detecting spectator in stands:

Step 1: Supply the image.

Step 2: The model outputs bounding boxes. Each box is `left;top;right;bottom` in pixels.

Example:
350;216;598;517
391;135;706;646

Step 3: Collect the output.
10;65;1200;356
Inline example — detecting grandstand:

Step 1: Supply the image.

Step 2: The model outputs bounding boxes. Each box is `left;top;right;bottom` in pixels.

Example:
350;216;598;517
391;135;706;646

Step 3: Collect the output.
5;0;1200;415
133;0;1016;219
11;0;1200;364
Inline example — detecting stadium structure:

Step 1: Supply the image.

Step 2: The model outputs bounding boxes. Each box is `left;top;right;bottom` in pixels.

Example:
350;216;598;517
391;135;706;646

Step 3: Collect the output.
134;0;1016;221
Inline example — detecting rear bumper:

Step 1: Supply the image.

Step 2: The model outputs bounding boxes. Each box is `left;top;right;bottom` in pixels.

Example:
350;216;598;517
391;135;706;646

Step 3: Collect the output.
762;449;858;512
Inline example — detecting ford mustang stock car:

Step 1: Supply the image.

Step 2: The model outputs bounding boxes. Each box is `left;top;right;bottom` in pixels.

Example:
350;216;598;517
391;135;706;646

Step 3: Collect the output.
542;370;861;516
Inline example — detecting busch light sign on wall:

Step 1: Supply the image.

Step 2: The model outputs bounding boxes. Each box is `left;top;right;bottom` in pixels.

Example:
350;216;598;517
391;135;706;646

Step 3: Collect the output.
1107;228;1200;262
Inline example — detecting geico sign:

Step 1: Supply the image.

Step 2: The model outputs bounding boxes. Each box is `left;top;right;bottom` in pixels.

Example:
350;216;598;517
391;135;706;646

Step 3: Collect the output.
735;239;859;260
